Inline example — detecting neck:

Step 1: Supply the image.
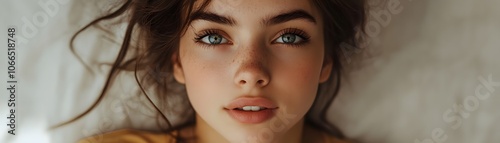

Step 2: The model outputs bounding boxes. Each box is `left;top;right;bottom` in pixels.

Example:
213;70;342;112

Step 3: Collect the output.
193;115;305;143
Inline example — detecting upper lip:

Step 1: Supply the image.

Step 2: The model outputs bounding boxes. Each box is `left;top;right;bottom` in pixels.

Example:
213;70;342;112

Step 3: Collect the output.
225;97;278;110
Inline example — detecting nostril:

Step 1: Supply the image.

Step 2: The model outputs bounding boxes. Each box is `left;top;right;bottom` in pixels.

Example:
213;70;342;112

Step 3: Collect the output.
257;80;264;85
239;80;247;84
236;78;269;87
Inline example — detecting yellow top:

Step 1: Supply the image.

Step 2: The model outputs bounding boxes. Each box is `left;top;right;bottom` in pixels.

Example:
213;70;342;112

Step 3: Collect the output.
78;126;350;143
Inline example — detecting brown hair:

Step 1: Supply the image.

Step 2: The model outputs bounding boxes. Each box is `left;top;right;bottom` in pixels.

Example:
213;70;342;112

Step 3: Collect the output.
54;0;366;142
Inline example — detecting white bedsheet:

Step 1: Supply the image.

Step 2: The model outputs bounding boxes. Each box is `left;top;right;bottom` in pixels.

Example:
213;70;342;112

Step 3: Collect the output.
0;0;499;143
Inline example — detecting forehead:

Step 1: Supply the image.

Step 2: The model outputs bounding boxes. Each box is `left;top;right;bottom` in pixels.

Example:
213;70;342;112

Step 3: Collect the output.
193;0;322;23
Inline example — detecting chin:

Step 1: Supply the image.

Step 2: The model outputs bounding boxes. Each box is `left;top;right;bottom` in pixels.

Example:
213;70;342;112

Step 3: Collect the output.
222;130;281;143
217;120;296;143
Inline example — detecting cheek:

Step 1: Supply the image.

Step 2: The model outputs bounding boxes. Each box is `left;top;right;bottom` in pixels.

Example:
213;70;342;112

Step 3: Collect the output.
269;51;325;116
178;41;233;117
183;61;228;101
179;58;225;128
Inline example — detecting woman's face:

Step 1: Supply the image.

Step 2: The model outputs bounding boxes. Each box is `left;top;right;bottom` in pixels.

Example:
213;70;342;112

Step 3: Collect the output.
174;0;331;142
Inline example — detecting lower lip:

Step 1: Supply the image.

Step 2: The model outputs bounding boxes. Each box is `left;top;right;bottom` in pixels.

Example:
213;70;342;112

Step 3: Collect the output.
226;109;276;124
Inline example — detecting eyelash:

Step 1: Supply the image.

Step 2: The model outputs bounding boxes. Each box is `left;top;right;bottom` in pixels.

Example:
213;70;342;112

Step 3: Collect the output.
193;28;311;48
193;29;228;48
273;28;311;46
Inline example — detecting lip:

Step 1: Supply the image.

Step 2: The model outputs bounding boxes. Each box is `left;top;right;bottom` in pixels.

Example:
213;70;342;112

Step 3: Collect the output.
224;97;278;124
225;97;278;110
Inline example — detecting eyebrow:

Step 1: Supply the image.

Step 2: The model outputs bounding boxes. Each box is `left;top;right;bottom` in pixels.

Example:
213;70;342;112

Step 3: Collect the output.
190;9;317;26
265;10;317;25
190;11;237;26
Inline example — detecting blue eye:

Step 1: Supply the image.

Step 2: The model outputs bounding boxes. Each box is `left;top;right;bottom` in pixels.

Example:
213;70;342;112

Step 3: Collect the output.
199;34;229;45
275;34;304;44
273;28;310;45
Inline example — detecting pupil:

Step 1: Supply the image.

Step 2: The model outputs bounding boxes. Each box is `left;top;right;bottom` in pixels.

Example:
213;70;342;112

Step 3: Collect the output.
209;35;222;44
282;34;296;43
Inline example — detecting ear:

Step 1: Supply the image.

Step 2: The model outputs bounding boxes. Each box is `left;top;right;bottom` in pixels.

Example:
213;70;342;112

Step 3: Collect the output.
172;53;186;84
319;56;333;83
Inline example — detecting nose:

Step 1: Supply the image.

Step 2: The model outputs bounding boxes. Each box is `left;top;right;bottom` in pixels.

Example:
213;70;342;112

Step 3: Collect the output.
234;63;270;88
233;46;270;89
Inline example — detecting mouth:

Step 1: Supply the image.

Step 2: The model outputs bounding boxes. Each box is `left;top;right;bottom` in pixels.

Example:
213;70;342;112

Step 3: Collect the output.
232;106;270;111
224;97;278;124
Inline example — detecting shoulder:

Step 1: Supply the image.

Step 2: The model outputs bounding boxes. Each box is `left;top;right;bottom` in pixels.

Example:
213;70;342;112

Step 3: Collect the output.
77;129;177;143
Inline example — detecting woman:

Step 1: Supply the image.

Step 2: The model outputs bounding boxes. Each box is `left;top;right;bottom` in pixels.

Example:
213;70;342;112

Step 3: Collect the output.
57;0;367;142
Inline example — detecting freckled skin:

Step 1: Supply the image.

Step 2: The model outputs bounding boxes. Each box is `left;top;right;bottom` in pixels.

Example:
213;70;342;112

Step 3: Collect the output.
173;0;332;142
